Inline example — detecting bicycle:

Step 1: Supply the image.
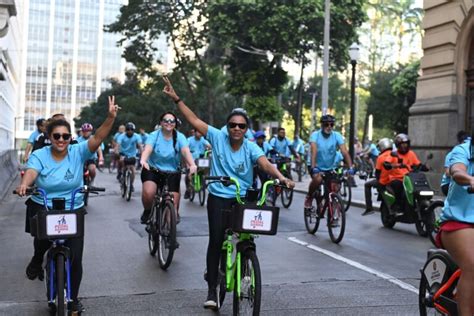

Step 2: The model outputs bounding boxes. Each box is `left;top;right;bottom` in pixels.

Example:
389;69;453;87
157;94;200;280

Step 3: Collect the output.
14;185;105;316
335;167;352;213
267;154;294;208
146;168;180;270
204;176;282;315
119;157;136;202
107;151;117;173
304;170;346;243
355;153;374;180
426;199;444;246
189;151;211;206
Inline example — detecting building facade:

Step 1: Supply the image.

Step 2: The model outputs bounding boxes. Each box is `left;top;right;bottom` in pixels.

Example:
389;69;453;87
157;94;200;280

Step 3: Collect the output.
410;0;474;180
17;0;126;140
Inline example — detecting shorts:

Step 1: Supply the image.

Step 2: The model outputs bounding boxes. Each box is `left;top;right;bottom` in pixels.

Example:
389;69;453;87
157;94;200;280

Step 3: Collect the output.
435;220;474;249
123;157;136;166
141;168;181;193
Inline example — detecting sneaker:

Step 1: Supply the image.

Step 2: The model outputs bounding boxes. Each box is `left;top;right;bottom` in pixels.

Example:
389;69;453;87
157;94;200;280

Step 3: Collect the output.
140;209;151;224
183;190;190;200
304;195;313;208
203;288;218;310
26;258;43;281
361;209;375;216
67;299;85;313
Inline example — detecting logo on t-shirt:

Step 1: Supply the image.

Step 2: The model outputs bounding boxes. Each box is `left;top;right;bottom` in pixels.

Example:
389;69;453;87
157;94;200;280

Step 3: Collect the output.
235;162;245;173
64;169;74;182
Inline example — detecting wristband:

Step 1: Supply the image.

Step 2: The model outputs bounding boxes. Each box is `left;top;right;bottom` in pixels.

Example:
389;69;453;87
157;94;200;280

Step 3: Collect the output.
174;98;181;104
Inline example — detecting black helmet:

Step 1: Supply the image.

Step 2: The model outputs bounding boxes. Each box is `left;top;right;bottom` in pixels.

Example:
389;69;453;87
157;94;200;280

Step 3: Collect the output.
320;114;336;123
125;122;136;131
394;133;410;147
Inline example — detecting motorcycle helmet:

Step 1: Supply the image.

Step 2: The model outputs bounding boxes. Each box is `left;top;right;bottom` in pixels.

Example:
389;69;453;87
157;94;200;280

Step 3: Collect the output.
394;133;410;153
81;123;93;132
377;138;393;153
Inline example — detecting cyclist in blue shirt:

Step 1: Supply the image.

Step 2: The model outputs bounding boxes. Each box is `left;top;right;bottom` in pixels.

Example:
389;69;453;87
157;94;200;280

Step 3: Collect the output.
77;123;105;185
440;131;470;195
140;112;196;224
162;76;294;310
254;130;276;186
139;127;149;144
269;127;299;160
184;129;211;199
360;140;380;176
24;118;46;162
220;108;255;142
117;122;142;192
16;96;119;314
437;136;474;315
306;115;353;208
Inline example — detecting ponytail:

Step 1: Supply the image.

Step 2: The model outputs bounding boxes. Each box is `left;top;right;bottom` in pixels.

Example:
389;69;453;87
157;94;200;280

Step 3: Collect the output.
173;129;178;154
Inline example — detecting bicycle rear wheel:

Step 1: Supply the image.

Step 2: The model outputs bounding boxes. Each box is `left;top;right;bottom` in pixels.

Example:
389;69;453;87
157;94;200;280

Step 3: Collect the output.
55;254;67;316
189;176;196;202
233;249;261;316
126;170;132;201
340;179;352;212
147;202;159;256
157;200;177;270
327;194;346;243
304;194;320;234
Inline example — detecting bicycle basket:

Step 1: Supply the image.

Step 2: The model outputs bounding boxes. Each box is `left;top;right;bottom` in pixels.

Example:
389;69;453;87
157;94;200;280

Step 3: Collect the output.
197;158;210;169
231;204;280;235
30;209;86;240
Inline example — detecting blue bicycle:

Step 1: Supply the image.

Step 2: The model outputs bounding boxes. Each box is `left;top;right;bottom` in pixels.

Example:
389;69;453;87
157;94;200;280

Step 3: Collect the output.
15;185;104;316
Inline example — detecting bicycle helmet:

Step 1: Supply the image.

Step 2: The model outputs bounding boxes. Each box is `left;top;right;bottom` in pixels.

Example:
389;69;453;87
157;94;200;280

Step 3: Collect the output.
320;114;336;123
125;122;136;131
254;130;266;139
377;138;393;152
226;107;250;125
81;123;93;132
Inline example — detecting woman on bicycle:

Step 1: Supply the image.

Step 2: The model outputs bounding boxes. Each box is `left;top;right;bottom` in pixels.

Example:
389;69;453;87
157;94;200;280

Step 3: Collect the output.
161;76;295;310
139;111;197;224
437;136;474;315
16;96;119;313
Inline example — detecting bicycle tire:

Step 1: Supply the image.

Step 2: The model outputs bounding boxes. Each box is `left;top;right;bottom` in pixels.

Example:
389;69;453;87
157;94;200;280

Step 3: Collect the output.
426;200;444;246
55;254;66;316
120;174;126;198
266;186;276;207
304;194;320;234
126;170;132;201
189;175;196;202
327;194;346;244
418;272;433;316
217;250;227;308
199;178;206;206
83;176;90;206
340;179;352;212
148;202;159;256
280;187;293;208
233;249;261;316
157;200;177;270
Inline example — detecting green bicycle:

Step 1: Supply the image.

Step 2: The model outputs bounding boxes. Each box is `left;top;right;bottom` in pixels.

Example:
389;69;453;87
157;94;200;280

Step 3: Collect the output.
205;176;282;315
189;151;211;206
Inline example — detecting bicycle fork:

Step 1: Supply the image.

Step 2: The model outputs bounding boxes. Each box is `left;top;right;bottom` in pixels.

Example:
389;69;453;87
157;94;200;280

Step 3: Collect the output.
48;249;72;304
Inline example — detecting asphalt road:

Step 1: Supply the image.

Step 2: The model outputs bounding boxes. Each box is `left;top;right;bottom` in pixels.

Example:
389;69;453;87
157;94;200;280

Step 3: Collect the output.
0;171;434;315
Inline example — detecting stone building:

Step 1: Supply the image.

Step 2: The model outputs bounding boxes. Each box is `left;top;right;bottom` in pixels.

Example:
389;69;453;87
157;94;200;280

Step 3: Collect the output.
410;0;474;183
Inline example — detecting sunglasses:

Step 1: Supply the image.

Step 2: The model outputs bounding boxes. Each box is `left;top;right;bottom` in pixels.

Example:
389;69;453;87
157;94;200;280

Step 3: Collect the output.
323;122;334;127
227;122;247;130
162;118;176;124
52;133;72;141
126;128;134;131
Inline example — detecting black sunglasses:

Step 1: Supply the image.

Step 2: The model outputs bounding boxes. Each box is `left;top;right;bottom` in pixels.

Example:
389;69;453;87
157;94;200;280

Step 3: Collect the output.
227;122;247;130
126;128;134;131
162;118;176;124
323;122;334;127
52;133;72;141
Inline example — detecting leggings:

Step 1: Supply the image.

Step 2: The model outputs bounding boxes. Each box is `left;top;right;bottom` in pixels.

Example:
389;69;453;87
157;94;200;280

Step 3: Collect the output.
206;193;237;288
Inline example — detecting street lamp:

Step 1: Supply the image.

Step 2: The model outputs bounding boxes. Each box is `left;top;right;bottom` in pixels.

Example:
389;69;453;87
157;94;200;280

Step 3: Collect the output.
348;42;360;162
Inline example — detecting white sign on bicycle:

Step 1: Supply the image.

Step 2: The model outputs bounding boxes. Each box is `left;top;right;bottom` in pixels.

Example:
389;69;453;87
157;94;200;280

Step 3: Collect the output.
197;159;210;168
242;209;272;232
46;214;77;236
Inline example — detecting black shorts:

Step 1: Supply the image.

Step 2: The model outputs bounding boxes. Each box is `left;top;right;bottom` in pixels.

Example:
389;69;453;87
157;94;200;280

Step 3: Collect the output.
141;168;181;193
123;157;136;166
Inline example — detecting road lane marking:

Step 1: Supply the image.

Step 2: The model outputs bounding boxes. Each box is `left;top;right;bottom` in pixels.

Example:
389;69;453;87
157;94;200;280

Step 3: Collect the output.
287;237;419;294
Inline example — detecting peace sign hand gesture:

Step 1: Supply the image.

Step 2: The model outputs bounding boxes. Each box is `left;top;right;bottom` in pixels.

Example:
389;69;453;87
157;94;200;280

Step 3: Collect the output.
108;95;120;118
162;76;180;102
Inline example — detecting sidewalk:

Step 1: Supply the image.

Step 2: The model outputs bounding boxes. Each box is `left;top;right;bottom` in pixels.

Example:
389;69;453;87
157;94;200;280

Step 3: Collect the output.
292;174;381;211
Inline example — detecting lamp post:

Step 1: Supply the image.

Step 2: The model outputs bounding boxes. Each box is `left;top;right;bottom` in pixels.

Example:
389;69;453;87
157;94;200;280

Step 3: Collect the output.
348;42;360;162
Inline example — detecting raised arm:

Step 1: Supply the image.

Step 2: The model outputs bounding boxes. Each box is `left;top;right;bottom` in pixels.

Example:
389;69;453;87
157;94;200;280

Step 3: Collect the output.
88;96;118;153
162;76;208;136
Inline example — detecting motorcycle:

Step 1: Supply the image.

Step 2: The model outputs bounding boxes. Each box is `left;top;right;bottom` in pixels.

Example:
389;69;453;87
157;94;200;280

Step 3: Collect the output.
379;153;436;237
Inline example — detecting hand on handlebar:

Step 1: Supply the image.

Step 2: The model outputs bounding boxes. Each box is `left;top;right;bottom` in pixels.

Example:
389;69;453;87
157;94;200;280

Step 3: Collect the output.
189;165;197;176
280;177;295;189
15;184;30;197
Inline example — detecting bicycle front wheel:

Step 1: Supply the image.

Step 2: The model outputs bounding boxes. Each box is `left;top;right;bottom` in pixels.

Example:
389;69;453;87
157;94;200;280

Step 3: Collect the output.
126;170;132;201
340;179;352;212
280;186;293;208
55;254;67;316
147;202;159;256
304;195;320;234
233;249;261;316
426;200;443;246
157;200;177;270
198;176;206;206
327;194;346;244
217;250;227;308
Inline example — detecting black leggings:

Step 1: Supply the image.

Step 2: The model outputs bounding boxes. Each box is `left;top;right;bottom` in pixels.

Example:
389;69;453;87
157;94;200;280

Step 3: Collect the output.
206;193;237;288
27;201;84;301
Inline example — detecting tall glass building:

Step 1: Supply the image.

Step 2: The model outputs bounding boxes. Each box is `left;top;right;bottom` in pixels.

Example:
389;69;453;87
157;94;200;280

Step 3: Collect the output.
17;0;128;139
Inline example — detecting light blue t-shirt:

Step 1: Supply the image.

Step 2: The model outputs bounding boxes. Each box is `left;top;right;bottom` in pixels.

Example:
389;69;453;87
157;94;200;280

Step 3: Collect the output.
333;151;344;168
188;136;210;160
309;130;345;171
117;133;142;158
441;142;474;223
140;132;149;144
292;138;305;155
220;126;255;141
28;130;40;144
145;130;188;171
113;132;123;142
206;126;264;198
27;141;94;209
256;141;273;156
269;137;293;157
368;143;380;157
441;138;471;188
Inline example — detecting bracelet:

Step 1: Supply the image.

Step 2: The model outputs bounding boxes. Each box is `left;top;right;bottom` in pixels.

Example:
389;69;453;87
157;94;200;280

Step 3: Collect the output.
174;98;181;104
